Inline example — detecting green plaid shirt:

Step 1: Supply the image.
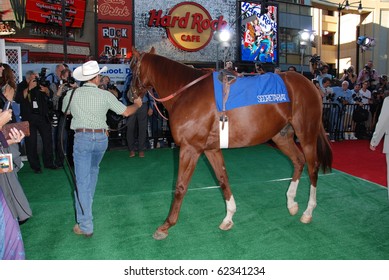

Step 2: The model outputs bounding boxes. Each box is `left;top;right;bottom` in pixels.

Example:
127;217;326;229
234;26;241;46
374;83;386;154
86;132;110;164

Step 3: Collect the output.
62;82;126;130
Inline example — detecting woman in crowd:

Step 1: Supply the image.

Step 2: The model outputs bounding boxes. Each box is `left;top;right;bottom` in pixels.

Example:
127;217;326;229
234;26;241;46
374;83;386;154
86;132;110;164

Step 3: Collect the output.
0;109;30;260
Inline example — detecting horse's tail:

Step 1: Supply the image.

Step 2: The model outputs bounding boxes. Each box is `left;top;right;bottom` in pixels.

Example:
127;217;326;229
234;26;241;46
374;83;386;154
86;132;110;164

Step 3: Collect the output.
317;124;332;173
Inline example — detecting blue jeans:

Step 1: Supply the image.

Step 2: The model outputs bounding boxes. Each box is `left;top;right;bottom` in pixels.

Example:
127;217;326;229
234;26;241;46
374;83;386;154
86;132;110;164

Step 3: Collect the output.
73;131;108;234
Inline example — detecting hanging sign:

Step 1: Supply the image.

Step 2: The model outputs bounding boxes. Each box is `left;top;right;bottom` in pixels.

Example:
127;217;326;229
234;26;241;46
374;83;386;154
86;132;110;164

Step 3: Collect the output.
148;2;227;52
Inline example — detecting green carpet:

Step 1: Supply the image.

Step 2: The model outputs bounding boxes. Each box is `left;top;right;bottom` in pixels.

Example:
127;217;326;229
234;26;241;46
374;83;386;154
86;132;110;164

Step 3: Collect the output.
18;145;389;260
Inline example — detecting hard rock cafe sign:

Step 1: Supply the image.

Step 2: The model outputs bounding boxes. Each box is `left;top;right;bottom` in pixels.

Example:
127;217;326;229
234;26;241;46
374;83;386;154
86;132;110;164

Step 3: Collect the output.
148;2;227;52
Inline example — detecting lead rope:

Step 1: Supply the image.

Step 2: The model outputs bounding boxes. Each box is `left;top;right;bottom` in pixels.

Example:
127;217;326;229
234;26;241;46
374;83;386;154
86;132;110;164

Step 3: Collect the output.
146;71;213;120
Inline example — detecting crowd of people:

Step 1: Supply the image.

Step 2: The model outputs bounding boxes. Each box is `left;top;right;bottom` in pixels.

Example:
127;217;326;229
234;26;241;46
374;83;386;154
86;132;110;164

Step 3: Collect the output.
227;58;389;143
0;59;144;258
1;55;389;259
312;59;388;142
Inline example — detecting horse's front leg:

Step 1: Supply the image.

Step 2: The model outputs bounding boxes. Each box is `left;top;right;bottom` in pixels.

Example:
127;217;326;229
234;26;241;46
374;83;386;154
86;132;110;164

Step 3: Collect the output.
153;145;201;240
204;149;236;231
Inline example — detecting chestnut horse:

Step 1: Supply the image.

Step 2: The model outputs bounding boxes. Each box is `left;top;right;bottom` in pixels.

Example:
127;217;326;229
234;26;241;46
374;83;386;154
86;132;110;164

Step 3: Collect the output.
130;47;332;240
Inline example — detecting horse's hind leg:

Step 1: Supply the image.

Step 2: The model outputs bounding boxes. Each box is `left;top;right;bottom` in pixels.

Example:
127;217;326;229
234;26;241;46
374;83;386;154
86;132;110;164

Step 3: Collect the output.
298;142;319;224
272;126;305;216
153;146;201;240
204;149;236;231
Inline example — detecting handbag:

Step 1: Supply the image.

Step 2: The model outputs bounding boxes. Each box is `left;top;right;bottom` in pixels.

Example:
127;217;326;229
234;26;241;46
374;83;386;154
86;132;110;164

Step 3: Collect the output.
2;121;30;140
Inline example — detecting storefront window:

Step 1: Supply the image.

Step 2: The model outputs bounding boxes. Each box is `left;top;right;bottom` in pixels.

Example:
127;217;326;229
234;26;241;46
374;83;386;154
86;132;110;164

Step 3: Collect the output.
279;28;300;55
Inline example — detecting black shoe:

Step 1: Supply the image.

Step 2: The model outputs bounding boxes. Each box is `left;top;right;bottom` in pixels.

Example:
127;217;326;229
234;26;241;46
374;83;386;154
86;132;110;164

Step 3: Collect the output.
33;168;42;174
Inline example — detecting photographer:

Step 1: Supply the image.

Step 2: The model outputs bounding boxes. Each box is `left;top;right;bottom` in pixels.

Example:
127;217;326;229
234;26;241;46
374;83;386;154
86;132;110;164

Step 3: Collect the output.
376;75;389;92
310;55;332;87
357;61;379;90
54;68;78;167
14;70;56;173
329;81;353;141
99;75;121;99
99;75;123;139
340;66;357;90
47;64;66;168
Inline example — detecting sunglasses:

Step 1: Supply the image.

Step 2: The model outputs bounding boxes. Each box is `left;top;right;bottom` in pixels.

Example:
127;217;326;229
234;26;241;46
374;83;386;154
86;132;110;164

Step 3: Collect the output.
0;63;3;67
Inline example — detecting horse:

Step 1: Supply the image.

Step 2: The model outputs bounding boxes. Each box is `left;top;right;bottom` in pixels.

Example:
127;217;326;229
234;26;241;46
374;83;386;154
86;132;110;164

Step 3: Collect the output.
130;47;332;240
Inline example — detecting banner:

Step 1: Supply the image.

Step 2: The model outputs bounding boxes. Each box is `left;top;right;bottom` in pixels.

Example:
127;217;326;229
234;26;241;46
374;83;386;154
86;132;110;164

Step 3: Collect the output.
239;1;278;64
97;0;133;22
25;0;86;28
98;23;133;60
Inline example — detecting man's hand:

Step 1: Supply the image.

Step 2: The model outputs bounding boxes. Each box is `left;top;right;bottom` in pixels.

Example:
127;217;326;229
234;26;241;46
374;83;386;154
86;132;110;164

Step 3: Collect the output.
370;144;376;151
133;97;143;108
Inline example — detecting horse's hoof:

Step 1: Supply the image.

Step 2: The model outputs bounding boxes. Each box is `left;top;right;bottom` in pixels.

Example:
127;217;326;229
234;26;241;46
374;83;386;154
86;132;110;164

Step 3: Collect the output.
153;230;168;240
219;220;234;231
288;204;299;216
300;214;312;224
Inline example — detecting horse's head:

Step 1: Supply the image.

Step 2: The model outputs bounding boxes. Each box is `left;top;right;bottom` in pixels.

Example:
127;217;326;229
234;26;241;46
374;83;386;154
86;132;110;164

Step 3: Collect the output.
128;47;156;100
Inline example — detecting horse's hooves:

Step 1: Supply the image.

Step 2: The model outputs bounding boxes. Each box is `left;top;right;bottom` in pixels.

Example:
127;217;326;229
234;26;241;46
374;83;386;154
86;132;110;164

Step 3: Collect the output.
300;214;312;224
219;220;234;231
153;230;168;240
288;204;299;216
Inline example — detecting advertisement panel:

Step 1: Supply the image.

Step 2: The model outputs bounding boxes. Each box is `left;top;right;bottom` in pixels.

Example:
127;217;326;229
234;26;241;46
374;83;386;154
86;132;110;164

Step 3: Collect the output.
97;0;133;22
239;1;278;65
97;23;133;60
25;0;86;28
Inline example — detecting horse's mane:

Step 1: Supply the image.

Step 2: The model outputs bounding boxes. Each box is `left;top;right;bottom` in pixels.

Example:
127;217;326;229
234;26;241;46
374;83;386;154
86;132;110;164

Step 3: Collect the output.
144;53;210;83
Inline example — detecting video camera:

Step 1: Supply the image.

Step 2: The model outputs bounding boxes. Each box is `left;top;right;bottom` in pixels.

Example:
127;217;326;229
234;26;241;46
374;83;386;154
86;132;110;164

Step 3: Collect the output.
35;67;50;88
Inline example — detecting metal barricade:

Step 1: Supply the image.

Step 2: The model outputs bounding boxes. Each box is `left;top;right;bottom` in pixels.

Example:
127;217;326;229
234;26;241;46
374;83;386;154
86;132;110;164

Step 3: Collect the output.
322;103;371;140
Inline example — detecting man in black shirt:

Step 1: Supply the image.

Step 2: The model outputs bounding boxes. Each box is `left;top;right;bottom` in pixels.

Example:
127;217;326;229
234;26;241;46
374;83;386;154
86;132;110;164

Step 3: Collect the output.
15;70;57;173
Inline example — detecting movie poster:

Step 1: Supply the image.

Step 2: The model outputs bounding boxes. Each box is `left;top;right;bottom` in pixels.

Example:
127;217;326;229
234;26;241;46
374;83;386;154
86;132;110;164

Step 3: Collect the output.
239;1;278;64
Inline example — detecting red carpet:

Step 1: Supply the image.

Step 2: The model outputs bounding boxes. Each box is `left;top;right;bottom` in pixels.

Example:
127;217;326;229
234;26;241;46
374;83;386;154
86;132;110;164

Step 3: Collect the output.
331;139;387;187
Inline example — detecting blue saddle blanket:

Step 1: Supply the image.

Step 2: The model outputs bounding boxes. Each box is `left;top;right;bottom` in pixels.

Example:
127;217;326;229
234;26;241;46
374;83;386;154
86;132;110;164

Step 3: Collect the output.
213;72;290;111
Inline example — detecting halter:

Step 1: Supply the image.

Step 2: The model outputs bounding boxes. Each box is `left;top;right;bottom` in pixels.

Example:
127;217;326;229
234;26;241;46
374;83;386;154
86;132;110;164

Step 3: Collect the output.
131;51;213;120
130;52;152;97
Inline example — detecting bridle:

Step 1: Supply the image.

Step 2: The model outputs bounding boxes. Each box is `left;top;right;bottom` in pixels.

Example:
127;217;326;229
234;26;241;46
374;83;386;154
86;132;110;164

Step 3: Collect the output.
130;52;213;120
130;52;151;98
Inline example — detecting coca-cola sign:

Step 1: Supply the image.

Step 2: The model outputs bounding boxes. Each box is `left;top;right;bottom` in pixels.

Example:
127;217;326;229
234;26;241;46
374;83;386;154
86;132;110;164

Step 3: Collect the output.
148;2;227;52
97;0;133;22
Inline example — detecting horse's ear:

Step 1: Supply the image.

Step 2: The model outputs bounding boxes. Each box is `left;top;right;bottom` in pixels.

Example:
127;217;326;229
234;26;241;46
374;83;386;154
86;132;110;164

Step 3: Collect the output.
149;47;156;54
132;47;140;58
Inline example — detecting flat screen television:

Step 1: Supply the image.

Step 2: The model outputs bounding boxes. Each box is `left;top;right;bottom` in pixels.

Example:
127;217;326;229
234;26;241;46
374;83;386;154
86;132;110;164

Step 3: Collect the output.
238;1;279;65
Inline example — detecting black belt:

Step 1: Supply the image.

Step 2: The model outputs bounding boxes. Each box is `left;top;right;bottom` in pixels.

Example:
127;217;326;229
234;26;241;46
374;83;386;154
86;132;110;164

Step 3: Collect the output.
75;128;106;133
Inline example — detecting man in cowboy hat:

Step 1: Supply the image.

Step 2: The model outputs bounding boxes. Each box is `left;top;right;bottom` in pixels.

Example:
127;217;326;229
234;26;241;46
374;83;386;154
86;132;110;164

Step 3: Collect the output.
62;60;142;237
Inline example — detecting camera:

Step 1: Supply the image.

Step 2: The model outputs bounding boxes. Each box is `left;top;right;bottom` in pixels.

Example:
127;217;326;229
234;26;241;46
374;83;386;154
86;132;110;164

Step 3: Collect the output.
326;93;335;102
337;96;346;103
352;93;362;102
66;76;76;85
35;67;50;88
309;54;321;65
107;83;116;90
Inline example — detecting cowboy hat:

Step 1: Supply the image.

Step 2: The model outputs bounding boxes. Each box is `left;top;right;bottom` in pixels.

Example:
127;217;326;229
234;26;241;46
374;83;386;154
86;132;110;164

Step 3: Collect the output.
73;60;107;81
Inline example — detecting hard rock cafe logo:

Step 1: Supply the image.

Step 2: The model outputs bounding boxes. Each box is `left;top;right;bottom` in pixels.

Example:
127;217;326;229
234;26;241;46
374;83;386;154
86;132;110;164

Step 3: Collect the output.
148;2;227;52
